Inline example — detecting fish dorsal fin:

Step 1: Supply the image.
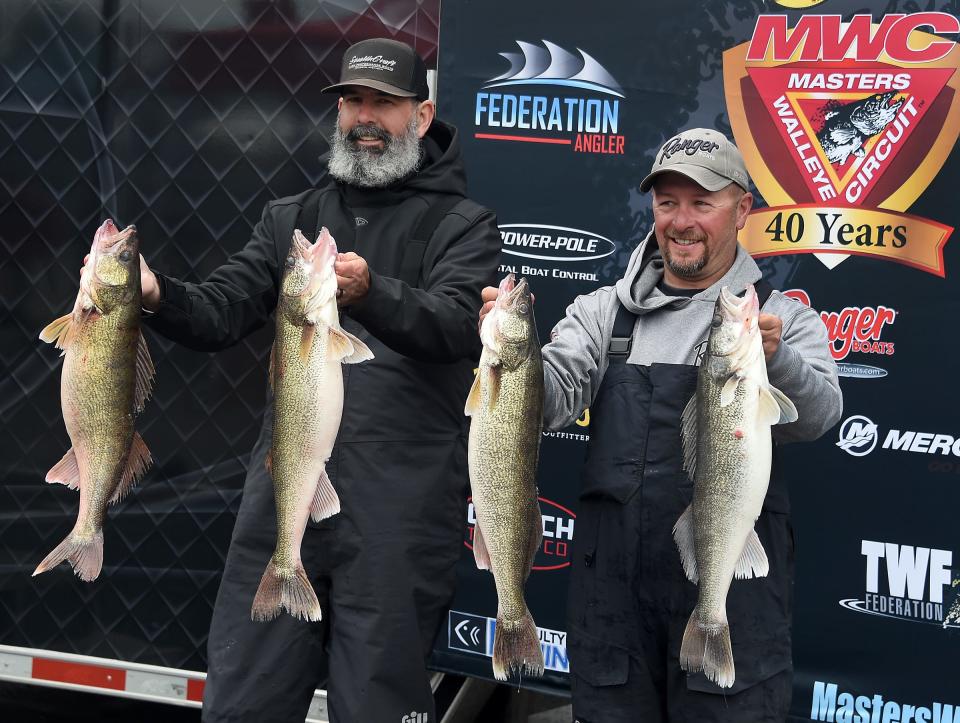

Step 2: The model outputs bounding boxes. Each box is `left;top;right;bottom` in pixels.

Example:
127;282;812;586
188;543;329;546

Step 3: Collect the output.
109;432;151;504
720;373;742;407
39;312;76;353
464;369;482;417
134;331;155;414
332;327;374;364
46;448;81;490
758;384;798;426
734;528;769;579
680;393;698;480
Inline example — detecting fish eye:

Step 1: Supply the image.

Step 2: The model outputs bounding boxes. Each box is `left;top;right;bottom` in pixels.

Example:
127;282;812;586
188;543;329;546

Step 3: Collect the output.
285;256;296;268
118;250;133;264
518;302;529;315
711;314;723;328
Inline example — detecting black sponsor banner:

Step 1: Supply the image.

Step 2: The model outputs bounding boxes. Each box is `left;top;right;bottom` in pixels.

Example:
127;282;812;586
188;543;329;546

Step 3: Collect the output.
432;0;960;716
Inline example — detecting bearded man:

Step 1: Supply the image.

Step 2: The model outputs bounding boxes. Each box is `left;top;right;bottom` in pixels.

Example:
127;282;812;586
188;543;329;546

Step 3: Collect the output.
133;38;501;723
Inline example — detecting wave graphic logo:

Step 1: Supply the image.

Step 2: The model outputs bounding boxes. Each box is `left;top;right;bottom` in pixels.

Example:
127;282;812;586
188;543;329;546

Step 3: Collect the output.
485;40;624;98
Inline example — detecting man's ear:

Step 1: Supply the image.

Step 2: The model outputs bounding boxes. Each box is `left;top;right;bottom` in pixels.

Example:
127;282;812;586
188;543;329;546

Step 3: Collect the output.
416;100;436;138
736;191;754;230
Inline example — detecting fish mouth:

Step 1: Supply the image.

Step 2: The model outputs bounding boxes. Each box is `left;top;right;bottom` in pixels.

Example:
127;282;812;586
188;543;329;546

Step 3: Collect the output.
88;220;138;291
711;284;759;356
497;273;530;310
283;228;337;300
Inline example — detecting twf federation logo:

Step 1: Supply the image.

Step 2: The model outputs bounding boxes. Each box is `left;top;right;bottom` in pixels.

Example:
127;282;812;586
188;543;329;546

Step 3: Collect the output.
724;13;959;275
840;540;955;627
475;40;626;154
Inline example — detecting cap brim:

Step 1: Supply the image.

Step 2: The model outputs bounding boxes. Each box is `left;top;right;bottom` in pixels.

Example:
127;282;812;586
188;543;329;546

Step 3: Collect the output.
321;79;419;98
640;165;739;193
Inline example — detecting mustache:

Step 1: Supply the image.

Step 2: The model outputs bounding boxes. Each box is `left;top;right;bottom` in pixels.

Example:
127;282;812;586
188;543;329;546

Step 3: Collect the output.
665;227;707;242
346;124;391;144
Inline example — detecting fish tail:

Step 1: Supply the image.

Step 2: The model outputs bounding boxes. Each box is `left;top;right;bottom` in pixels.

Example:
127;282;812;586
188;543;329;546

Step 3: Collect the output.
491;608;544;681
251;557;322;623
32;529;104;582
680;607;735;688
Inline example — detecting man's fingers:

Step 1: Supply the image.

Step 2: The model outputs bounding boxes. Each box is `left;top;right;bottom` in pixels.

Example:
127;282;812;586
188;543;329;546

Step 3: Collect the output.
480;286;498;303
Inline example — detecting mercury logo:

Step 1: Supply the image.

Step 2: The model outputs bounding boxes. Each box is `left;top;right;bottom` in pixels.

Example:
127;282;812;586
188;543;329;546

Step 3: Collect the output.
837;415;878;456
839;540;954;628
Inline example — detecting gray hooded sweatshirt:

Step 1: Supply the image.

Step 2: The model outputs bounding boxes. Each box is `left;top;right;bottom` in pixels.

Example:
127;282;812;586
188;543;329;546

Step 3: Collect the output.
542;232;843;443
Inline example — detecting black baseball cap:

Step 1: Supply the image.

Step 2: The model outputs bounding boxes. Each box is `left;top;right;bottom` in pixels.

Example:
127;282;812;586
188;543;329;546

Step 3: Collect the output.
322;38;429;100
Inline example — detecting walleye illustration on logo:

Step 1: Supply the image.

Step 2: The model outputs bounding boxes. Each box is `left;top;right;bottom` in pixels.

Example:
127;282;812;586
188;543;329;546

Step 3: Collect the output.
724;13;960;275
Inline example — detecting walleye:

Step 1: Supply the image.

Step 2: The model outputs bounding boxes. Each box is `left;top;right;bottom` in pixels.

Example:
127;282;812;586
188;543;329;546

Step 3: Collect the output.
672;284;797;688
251;227;373;622
466;274;544;681
34;220;155;582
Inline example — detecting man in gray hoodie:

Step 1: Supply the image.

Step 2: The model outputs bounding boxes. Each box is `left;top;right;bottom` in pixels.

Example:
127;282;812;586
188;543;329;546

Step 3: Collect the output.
480;128;841;721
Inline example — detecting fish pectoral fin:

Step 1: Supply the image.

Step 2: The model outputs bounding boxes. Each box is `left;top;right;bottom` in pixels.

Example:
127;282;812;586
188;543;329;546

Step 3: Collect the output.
464;369;483;417
46;448;81;490
672;505;698;584
761;384;798;425
110;432;152;504
486;365;501;411
680;394;698;480
471;519;492;571
734;528;769;579
299;324;317;363
133;331;155;413
39;312;75;352
719;373;742;407
310;467;341;522
333;327;374;364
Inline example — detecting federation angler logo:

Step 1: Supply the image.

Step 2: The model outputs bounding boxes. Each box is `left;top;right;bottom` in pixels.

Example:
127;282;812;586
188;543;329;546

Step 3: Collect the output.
447;610;570;673
836;414;960;459
474;40;626;154
723;13;959;275
465;497;575;571
784;289;894;378
839;540;955;628
810;681;958;723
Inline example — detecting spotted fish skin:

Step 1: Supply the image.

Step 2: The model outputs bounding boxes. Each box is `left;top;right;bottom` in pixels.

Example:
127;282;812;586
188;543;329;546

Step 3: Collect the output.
673;284;797;689
466;274;544;681
34;219;154;582
251;227;373;623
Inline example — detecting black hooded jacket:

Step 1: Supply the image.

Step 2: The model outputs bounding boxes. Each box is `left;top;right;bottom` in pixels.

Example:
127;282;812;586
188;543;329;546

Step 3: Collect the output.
146;119;501;450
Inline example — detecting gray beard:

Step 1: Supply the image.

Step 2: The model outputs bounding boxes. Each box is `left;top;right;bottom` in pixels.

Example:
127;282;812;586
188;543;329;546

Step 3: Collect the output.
664;249;708;278
327;112;423;188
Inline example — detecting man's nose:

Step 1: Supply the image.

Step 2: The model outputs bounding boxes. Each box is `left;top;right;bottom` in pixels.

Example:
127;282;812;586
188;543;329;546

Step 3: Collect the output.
356;99;376;125
672;204;695;231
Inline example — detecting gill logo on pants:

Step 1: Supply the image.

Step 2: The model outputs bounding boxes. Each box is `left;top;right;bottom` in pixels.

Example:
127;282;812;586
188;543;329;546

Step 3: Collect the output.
402;712;427;723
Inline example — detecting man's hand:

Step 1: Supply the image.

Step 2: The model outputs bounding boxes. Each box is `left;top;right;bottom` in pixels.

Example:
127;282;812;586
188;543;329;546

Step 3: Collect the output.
335;252;370;306
82;253;161;311
759;313;782;361
478;286;498;334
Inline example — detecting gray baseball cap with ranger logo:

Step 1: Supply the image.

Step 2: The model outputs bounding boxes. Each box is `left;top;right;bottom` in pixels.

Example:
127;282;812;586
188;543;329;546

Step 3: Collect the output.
640;128;750;193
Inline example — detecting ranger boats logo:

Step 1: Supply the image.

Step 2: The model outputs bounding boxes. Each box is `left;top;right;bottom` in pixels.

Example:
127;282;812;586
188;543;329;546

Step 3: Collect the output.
784;289;894;379
475;40;626;154
723;13;958;275
839;539;957;628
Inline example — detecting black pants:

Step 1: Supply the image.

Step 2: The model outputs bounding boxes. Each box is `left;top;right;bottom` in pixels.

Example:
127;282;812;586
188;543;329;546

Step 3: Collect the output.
201;436;466;723
568;493;795;723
